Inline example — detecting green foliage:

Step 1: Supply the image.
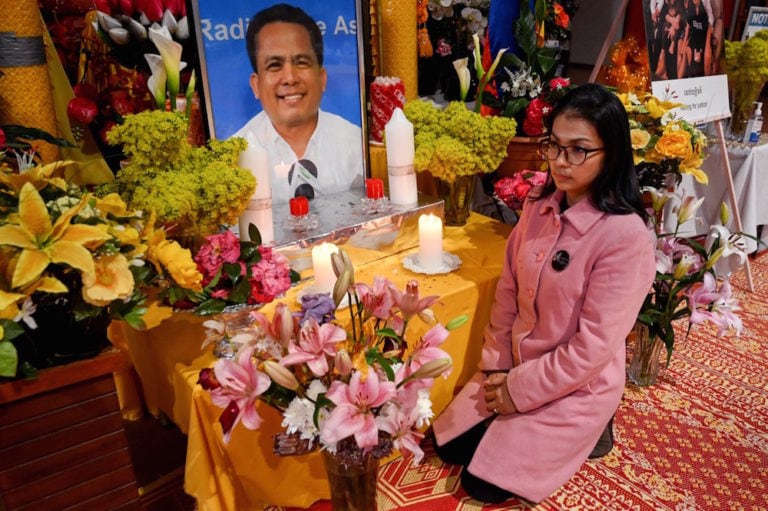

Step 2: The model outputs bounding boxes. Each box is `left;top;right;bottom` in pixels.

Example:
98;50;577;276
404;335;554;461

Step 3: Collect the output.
101;110;255;238
404;100;517;183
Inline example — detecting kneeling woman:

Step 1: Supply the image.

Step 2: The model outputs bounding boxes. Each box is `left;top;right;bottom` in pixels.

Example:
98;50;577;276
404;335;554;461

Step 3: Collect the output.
432;83;656;503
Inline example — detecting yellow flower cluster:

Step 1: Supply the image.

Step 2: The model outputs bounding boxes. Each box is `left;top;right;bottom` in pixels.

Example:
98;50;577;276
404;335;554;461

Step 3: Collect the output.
0;161;202;377
103;111;255;239
724;30;768;133
404;100;517;183
617;92;708;184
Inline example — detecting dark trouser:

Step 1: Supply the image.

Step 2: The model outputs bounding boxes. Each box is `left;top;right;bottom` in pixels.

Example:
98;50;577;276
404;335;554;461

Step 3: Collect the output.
433;420;516;503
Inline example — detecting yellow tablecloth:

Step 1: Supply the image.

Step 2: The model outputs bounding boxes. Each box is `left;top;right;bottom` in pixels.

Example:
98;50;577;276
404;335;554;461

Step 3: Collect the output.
111;212;512;510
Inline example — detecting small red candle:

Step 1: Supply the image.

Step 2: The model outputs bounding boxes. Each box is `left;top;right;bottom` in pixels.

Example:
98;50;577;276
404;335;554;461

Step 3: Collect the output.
365;178;384;199
289;196;309;216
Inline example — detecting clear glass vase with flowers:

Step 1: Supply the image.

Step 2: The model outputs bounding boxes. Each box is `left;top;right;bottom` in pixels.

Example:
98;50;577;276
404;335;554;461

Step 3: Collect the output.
197;248;466;508
632;187;746;385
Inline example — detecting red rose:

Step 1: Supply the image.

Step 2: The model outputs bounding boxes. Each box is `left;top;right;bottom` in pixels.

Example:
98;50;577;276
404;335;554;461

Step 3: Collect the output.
549;77;570;90
67;96;99;124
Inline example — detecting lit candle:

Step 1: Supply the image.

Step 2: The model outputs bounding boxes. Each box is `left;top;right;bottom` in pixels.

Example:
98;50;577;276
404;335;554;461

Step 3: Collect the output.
275;161;291;180
384;108;418;205
418;213;443;270
289;196;309;216
365;178;384;199
238;136;270;200
311;243;339;294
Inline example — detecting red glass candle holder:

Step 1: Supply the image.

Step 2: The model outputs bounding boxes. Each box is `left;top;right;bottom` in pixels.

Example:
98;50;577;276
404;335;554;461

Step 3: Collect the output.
289;196;309;216
365;178;384;199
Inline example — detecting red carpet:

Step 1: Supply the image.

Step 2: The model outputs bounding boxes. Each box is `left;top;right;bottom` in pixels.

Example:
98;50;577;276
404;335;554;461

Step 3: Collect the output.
270;255;768;510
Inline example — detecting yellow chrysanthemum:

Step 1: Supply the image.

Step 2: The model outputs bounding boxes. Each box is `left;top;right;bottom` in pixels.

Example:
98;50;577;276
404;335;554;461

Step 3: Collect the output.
147;233;202;292
82;254;135;307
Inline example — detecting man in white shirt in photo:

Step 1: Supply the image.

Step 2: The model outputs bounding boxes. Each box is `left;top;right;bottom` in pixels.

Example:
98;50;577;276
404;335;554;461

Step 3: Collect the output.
234;3;364;203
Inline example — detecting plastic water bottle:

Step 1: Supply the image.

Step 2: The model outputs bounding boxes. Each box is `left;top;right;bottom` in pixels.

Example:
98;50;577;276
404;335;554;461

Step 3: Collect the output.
743;102;763;144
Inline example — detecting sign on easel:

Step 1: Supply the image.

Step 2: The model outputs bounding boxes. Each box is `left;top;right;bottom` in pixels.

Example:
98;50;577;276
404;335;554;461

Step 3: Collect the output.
742;6;768;40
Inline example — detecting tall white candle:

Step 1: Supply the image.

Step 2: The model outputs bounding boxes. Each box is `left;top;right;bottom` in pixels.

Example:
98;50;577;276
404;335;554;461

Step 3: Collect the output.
418;213;443;270
311;243;339;294
385;108;418;205
239;206;274;245
238;135;271;200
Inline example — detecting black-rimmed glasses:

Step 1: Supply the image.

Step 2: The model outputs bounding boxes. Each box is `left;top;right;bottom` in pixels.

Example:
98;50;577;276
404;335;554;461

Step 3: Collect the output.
539;140;604;166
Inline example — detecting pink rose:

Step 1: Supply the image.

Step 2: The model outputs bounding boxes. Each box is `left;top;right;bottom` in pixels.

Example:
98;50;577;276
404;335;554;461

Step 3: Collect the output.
195;231;241;280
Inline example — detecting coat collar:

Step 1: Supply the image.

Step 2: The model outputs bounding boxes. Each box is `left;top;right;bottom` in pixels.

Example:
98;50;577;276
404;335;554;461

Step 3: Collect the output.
537;191;606;235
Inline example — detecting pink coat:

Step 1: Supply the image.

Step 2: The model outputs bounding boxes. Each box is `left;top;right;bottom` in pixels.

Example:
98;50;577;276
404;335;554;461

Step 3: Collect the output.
433;191;656;503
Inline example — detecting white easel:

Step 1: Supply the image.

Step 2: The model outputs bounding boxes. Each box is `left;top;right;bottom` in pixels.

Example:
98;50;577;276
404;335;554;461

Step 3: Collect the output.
587;0;754;292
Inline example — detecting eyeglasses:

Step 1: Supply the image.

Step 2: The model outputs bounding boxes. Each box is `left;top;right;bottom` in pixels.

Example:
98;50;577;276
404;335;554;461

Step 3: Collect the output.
539;140;604;166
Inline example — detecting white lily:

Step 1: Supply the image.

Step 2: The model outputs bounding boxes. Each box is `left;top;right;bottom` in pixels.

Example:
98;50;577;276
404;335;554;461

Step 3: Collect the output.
676;195;705;225
148;25;187;110
704;225;747;278
144;53;167;110
452;58;471;102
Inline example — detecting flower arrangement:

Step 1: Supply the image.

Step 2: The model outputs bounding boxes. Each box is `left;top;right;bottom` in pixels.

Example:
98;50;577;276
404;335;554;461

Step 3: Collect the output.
426;0;491;51
639;187;745;364
404;99;517;183
493;169;547;211
724;30;768;138
98;110;254;240
479;1;576;136
0;158;202;379
617;92;708;189
166;229;299;316
197;248;464;467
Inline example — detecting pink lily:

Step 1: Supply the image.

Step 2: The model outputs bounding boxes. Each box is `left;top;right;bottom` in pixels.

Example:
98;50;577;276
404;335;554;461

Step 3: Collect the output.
353;276;394;320
389;280;439;322
409;323;451;373
252;302;295;347
280;317;346;376
209;347;271;443
708;278;743;336
321;371;397;449
376;403;425;464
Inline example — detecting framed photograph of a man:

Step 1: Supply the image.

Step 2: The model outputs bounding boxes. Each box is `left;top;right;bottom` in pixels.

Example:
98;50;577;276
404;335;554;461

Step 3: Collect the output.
190;1;367;203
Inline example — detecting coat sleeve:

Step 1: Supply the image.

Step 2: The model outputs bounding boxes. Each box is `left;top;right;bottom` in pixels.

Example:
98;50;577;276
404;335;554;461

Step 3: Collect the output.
507;218;656;413
479;212;523;371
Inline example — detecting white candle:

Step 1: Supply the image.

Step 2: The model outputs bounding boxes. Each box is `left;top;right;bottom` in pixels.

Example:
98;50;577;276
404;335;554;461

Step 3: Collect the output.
238;136;271;200
239;206;274;245
275;161;291;180
418;213;443;270
385;108;418;205
311;243;339;294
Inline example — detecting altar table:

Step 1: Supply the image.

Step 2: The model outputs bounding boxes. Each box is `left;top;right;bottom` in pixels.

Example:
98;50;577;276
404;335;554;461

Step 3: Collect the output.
672;139;768;253
110;212;513;510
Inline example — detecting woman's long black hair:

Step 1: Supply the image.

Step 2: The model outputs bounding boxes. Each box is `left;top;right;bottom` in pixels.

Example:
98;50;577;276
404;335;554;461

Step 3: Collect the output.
533;83;647;220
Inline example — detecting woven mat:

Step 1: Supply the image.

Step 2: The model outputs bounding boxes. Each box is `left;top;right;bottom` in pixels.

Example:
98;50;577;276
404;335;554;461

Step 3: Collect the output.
272;256;768;511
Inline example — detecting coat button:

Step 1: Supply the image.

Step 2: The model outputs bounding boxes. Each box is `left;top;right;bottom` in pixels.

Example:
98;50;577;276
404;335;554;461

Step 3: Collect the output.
536;251;544;262
554;220;560;228
527;288;534;298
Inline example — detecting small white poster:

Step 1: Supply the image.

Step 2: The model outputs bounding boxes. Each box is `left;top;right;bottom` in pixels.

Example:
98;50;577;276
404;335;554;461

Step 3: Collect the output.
651;74;731;124
742;6;768;41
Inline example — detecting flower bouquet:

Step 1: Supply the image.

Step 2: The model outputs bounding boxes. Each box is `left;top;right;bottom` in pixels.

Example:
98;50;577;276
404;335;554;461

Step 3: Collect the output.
723;30;768;140
618;92;708;189
633;187;745;384
99;110;254;241
165;229;299;317
493;169;547;212
197;248;464;506
479;1;576;136
0;158;202;379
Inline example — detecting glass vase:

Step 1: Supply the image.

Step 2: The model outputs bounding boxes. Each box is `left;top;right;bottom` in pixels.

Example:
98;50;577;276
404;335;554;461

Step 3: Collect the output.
627;322;666;386
434;174;477;226
322;450;379;511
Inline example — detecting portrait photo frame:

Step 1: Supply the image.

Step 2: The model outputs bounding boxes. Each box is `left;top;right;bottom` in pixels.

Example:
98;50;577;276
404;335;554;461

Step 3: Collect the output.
189;0;369;154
